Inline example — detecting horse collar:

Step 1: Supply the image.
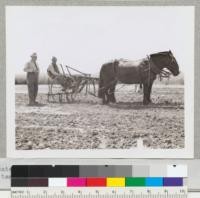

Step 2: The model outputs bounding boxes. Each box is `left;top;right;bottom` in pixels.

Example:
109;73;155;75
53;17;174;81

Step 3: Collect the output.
147;55;162;75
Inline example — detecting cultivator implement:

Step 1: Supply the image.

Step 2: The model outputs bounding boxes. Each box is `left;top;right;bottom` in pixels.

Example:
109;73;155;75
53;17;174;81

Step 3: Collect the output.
47;65;98;103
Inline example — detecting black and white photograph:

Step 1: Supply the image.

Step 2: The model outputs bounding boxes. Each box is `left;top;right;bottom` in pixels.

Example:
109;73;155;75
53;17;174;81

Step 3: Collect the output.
6;6;194;158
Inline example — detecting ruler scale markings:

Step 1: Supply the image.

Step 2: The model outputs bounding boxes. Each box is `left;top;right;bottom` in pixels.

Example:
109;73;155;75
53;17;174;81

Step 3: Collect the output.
11;187;188;198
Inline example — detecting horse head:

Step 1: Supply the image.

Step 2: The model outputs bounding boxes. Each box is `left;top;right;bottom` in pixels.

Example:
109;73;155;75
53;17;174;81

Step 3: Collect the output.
150;50;180;76
166;50;180;76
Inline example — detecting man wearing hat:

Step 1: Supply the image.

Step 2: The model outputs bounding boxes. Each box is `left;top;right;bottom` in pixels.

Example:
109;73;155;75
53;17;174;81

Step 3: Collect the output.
24;53;40;105
47;56;72;91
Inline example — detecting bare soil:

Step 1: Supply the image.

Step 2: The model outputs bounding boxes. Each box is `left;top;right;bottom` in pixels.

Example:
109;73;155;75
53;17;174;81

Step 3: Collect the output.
15;85;184;150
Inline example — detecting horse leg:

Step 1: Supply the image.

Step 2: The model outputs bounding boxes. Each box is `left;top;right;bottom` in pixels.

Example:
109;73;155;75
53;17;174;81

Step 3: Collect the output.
134;85;137;92
109;85;116;103
139;83;143;93
101;86;109;104
102;89;107;104
147;81;153;103
143;83;149;105
104;89;110;104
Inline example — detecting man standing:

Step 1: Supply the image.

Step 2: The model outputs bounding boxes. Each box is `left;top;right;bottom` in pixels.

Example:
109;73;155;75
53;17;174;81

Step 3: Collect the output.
24;53;40;105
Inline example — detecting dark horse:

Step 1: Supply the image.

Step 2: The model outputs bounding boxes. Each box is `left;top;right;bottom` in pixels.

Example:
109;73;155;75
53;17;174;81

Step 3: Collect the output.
98;50;179;105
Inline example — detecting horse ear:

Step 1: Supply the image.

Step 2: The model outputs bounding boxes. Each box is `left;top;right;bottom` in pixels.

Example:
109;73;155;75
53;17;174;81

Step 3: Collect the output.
113;59;118;65
169;50;172;53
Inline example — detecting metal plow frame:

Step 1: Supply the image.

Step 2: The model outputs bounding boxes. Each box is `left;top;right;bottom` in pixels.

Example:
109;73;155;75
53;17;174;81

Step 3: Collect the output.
47;65;98;103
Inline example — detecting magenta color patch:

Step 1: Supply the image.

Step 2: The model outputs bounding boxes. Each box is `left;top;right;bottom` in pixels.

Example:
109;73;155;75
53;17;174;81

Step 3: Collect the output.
67;177;86;187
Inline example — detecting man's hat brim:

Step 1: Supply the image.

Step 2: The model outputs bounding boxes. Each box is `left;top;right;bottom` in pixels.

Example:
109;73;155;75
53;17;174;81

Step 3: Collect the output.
31;53;37;57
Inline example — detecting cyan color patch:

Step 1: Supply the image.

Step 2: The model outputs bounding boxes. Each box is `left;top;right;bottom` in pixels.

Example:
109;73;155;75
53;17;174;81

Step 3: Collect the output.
145;177;163;186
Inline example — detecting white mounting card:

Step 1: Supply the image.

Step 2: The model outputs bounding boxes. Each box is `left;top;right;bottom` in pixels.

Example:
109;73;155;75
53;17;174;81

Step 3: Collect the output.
6;6;194;158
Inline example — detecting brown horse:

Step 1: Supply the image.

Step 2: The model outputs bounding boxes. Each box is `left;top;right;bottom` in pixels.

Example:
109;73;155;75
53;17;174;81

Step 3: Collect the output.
98;50;179;105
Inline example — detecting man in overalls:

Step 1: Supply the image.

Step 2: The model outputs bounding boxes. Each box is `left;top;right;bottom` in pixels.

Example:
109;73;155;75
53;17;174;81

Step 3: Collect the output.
24;53;40;105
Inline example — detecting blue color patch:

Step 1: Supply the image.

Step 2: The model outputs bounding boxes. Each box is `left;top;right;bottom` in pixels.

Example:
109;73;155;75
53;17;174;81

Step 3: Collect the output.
145;177;163;186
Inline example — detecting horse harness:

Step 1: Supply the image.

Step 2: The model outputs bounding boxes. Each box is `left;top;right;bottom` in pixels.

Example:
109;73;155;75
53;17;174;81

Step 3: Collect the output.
99;55;171;96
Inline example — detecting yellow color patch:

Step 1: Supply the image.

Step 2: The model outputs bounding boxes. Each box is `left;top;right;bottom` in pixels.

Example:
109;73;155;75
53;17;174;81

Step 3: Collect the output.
106;177;125;187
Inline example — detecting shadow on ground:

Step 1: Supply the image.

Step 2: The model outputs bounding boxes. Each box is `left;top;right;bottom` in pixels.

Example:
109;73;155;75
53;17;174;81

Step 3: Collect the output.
108;101;183;110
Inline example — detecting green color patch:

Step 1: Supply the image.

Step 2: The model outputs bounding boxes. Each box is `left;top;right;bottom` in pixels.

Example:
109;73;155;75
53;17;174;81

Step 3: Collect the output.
125;177;146;186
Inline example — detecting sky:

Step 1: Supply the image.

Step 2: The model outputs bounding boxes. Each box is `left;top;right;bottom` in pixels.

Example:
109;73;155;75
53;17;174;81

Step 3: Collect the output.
6;6;194;75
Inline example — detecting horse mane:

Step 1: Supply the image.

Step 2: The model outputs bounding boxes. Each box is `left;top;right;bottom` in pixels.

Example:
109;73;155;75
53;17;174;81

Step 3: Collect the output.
150;51;171;58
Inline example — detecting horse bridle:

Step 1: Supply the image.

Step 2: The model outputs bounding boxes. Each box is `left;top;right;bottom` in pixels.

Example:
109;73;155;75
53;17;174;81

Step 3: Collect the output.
166;52;178;74
154;52;177;74
146;53;174;86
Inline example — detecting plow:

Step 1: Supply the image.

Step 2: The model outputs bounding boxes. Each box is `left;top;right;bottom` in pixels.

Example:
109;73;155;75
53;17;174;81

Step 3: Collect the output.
47;65;99;103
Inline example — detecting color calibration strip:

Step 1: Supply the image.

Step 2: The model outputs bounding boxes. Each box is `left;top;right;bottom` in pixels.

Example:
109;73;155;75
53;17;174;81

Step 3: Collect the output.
11;177;183;187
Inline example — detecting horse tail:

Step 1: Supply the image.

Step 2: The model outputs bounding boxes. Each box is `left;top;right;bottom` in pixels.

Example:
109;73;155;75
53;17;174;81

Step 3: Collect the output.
98;66;104;98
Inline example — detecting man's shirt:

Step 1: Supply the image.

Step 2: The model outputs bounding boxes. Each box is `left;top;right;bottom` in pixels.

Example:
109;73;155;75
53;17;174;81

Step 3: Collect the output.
24;60;40;73
47;63;60;79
